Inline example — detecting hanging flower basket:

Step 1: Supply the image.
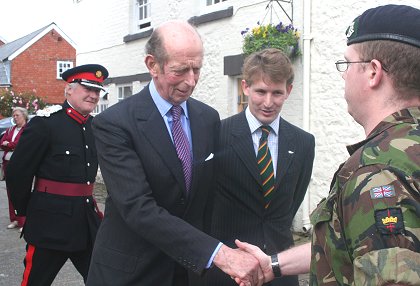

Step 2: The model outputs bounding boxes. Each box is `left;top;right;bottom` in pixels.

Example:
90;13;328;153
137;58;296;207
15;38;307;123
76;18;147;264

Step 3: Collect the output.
241;21;301;60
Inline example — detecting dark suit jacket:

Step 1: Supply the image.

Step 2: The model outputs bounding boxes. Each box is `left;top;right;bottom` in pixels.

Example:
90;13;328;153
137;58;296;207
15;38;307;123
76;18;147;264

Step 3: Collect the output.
203;111;315;286
86;85;221;286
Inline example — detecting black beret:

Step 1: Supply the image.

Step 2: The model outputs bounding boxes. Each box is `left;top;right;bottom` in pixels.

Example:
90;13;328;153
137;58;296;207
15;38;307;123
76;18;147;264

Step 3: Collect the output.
346;4;420;48
62;64;109;91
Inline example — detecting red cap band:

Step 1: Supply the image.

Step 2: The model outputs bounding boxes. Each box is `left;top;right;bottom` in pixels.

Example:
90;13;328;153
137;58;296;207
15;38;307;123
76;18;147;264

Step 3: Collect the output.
66;71;104;83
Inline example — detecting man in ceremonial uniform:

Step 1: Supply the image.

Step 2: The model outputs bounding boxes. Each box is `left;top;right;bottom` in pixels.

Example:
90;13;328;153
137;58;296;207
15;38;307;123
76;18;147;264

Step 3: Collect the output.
6;64;108;286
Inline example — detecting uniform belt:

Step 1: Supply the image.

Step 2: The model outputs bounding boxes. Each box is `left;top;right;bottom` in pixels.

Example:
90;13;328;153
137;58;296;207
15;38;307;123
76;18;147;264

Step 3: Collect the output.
35;178;94;196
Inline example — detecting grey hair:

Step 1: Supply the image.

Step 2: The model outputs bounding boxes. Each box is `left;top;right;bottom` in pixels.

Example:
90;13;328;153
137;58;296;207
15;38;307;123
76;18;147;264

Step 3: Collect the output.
12;107;29;121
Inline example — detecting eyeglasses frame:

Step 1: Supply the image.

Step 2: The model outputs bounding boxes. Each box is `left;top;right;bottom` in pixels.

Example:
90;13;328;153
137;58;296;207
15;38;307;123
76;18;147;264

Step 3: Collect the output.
334;59;389;73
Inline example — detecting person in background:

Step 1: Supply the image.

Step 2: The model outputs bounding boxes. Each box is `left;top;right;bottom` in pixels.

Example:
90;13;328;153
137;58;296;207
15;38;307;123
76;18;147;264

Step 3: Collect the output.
6;64;108;286
202;48;315;286
86;20;263;286
235;4;420;286
0;107;28;232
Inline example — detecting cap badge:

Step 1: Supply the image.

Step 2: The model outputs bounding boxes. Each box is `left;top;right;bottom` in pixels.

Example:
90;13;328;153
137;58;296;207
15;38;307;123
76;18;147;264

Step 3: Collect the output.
346;21;355;38
95;70;103;78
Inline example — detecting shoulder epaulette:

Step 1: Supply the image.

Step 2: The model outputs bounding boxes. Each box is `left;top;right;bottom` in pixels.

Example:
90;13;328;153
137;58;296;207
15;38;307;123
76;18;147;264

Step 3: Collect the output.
36;105;63;117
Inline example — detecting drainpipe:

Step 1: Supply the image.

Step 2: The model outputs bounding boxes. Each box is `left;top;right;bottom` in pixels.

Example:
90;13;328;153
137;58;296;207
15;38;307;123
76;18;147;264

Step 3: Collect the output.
301;0;313;233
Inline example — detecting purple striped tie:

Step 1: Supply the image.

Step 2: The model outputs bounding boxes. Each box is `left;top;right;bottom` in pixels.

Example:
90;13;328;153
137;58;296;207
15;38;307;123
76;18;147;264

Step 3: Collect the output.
171;105;192;192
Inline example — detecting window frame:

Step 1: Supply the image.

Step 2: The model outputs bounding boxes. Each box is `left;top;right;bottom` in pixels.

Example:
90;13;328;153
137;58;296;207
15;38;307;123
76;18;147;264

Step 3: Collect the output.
237;77;247;113
201;0;228;13
133;0;152;32
56;61;73;79
117;84;133;102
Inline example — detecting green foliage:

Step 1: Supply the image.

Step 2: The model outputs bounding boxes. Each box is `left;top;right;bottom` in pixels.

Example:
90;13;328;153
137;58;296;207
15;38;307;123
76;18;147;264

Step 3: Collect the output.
0;88;47;117
242;22;301;59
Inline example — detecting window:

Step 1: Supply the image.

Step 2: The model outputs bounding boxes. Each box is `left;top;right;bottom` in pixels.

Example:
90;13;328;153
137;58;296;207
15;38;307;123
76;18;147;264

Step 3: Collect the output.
134;0;151;31
92;103;108;115
237;78;247;112
57;61;73;79
118;85;133;102
206;0;227;6
199;0;229;16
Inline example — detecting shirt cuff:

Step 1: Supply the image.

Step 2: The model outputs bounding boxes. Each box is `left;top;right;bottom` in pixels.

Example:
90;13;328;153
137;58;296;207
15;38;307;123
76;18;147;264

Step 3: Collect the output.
206;242;223;269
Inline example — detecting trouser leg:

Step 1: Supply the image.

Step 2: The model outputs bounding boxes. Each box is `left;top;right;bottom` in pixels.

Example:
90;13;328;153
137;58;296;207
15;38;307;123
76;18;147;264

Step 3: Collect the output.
21;244;68;286
69;247;93;283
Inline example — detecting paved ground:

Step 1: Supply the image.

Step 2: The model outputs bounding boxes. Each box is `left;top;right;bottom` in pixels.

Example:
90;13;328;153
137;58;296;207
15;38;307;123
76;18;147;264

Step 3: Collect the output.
0;179;309;286
0;180;104;286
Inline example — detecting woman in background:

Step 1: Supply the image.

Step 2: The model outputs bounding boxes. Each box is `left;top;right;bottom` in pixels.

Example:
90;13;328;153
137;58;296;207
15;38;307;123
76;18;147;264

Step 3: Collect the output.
0;107;28;232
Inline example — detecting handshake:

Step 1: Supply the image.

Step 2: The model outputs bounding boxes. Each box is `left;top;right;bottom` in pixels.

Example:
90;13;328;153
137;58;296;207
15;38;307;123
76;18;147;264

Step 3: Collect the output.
213;240;311;286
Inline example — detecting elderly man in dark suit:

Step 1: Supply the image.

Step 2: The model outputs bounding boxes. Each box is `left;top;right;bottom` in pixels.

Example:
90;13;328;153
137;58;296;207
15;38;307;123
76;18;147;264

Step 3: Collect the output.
204;48;315;286
86;20;264;286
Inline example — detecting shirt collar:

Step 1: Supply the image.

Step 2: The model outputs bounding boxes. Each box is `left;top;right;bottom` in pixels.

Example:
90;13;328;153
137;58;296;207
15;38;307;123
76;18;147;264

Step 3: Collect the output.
149;80;189;118
245;107;280;135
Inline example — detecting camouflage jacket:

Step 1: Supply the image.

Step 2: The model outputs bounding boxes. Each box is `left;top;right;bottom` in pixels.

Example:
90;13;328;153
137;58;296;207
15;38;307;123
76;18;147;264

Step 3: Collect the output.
309;107;420;286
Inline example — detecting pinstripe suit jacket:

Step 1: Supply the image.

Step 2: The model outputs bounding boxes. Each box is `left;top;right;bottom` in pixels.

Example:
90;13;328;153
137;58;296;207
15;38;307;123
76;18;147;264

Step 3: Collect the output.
86;85;221;286
204;111;315;286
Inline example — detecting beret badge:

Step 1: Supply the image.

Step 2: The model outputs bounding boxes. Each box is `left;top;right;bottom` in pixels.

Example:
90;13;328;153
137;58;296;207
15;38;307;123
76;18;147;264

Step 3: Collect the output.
346;22;355;38
346;17;359;41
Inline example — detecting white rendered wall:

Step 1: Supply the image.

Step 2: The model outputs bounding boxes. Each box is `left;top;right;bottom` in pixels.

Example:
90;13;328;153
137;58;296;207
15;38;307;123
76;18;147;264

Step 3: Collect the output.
76;0;420;231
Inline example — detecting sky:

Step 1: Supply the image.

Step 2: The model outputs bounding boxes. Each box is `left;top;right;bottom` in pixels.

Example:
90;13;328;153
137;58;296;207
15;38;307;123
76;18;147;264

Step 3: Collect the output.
0;0;84;45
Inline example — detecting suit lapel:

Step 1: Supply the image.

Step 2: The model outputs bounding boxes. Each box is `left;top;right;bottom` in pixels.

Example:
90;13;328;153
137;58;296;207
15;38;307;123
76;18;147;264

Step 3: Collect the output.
134;89;187;192
231;112;262;185
275;119;295;186
186;99;208;200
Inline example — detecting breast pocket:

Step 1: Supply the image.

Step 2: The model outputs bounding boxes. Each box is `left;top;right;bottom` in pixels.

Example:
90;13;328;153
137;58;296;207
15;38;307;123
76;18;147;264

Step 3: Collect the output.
50;145;85;178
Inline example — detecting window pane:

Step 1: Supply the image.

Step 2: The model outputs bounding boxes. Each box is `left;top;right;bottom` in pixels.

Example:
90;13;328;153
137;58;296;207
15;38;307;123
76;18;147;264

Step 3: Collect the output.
139;6;144;19
123;86;132;98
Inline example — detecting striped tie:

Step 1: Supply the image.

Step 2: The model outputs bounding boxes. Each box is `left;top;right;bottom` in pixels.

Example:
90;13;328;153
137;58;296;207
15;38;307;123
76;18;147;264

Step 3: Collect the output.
257;126;275;209
171;105;192;192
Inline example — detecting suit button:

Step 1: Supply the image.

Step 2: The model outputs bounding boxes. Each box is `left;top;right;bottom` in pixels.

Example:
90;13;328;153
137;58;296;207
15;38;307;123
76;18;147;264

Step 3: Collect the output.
180;198;185;205
66;151;70;155
86;198;90;203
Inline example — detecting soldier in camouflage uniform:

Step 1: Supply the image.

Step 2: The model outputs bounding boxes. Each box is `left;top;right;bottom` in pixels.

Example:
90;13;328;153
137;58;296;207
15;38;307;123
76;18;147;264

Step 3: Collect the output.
233;4;420;286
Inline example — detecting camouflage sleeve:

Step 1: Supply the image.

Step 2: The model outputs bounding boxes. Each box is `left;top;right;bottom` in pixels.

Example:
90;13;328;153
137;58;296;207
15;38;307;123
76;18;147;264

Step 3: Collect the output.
339;166;420;285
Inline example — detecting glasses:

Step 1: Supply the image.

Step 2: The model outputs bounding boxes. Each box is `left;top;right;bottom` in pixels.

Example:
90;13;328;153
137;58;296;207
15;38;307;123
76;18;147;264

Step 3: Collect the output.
335;60;389;73
334;60;371;72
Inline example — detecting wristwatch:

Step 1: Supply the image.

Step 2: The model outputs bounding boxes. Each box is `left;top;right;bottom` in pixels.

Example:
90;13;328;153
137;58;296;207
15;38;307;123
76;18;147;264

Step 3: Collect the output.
271;254;282;278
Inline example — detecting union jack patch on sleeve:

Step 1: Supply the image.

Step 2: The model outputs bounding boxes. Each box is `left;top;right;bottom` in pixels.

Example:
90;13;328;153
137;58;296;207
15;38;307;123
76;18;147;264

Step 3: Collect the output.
369;185;396;199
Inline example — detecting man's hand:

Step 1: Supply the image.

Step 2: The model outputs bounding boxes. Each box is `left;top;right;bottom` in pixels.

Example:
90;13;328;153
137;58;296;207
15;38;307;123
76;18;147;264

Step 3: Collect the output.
235;239;274;283
213;244;264;286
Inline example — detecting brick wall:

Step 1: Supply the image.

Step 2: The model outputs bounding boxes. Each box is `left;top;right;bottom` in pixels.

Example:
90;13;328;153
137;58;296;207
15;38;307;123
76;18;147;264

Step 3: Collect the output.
11;29;75;105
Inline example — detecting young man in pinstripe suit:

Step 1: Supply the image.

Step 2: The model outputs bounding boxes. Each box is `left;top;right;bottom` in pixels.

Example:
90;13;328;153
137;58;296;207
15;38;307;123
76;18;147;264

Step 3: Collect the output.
203;48;315;286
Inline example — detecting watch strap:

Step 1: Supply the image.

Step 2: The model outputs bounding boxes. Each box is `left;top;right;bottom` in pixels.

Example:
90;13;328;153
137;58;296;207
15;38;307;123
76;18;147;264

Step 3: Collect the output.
271;254;282;278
